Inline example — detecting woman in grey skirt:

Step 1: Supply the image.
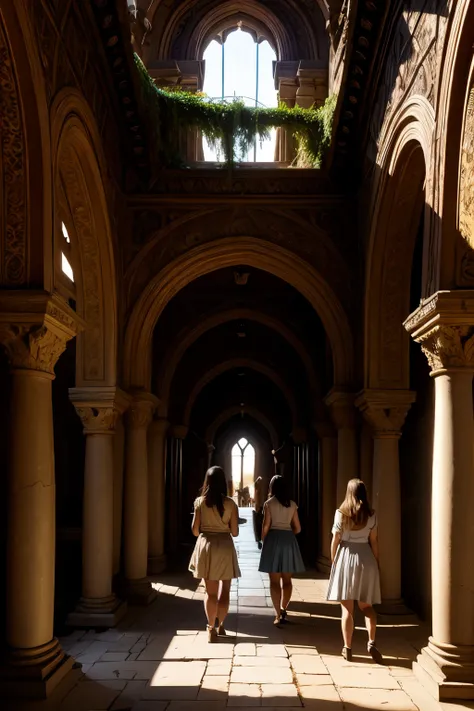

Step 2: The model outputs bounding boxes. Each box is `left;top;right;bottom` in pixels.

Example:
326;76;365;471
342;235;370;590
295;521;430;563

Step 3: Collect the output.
258;475;305;626
327;479;382;663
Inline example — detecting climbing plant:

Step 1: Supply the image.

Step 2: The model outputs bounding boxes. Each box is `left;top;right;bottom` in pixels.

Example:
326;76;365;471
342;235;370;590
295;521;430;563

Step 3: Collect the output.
134;54;336;168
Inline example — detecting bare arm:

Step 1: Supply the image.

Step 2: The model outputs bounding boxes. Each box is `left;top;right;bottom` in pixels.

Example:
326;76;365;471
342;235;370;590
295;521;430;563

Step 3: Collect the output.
191;507;201;537
261;504;271;541
369;526;379;564
290;508;301;535
330;532;341;563
230;502;239;537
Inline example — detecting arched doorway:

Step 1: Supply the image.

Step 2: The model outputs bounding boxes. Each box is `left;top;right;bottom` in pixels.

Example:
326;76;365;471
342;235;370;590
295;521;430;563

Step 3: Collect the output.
231;436;256;504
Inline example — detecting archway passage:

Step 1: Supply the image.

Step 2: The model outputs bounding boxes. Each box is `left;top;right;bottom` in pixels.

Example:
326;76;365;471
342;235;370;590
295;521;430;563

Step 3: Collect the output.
231;437;256;502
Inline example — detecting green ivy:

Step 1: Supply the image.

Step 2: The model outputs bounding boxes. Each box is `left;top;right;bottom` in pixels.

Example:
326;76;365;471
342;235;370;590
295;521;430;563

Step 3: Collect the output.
134;54;336;168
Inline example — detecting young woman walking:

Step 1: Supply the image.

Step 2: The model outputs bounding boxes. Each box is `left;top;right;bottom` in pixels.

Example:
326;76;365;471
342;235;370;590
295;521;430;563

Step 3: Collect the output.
258;475;305;626
327;478;383;663
189;466;241;642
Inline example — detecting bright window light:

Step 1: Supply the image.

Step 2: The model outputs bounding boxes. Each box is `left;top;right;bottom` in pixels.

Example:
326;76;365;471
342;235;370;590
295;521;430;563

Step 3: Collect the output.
61;221;71;243
61;252;74;282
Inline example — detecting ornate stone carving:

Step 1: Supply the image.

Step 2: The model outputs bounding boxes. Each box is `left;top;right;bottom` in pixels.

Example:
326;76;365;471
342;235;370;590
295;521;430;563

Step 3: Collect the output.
128;398;156;429
356;389;416;436
0;324;68;374
418;325;474;373
459;86;474;251
69;386;132;433
0;18;27;285
74;406;117;434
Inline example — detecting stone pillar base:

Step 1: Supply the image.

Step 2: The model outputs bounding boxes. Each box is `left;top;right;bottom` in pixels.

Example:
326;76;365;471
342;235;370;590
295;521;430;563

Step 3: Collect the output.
67;595;128;628
414;639;474;700
316;555;331;573
148;555;167;575
0;639;74;699
125;578;157;605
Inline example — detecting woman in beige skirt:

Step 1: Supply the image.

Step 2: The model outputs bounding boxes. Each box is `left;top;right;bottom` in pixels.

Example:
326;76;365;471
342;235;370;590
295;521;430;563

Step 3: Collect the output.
189;466;241;642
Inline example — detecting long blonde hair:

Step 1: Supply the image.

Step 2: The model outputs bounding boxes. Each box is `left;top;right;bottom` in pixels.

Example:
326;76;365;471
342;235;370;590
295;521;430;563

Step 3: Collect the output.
338;479;373;529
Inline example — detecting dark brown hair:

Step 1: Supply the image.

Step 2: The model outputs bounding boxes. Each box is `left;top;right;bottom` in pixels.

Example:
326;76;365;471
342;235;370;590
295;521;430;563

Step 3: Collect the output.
201;466;228;517
268;475;291;508
339;479;373;529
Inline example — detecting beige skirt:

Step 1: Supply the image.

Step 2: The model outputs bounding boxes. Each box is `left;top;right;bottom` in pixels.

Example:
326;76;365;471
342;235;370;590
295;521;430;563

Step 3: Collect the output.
189;532;241;580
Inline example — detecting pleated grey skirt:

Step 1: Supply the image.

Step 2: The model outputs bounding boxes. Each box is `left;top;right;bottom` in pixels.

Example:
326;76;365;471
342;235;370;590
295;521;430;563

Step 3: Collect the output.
258;529;305;574
327;541;381;604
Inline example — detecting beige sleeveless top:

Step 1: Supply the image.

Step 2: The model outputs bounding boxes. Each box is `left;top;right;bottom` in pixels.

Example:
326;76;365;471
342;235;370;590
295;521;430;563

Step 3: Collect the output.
194;496;236;533
265;497;297;530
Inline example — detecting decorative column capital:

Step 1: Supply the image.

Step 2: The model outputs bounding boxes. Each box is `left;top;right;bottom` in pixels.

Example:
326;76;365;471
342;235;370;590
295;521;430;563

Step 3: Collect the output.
127;391;158;430
355;389;416;438
404;291;474;375
324;388;356;429
171;425;188;440
0;292;83;375
69;387;131;435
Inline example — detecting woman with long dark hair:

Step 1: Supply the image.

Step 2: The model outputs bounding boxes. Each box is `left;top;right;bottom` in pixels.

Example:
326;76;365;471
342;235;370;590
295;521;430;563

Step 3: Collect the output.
258;475;304;626
327;478;382;663
189;466;241;642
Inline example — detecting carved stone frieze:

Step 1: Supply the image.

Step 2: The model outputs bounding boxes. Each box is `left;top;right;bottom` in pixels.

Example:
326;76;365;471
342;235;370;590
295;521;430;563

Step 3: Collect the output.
355;389;416;436
150;171;335;196
0;17;27;286
459;86;474;253
0;324;67;375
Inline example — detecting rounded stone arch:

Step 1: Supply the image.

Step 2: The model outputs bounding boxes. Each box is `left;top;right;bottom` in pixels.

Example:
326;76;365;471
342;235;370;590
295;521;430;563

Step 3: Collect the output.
183;357;298;429
51;89;118;386
124;236;353;390
432;1;474;291
156;307;320;417
206;405;279;449
364;107;431;389
0;2;52;289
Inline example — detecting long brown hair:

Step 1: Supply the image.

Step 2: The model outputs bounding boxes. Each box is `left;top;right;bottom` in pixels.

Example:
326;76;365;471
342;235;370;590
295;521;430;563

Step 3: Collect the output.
268;475;291;507
338;479;373;529
201;466;227;517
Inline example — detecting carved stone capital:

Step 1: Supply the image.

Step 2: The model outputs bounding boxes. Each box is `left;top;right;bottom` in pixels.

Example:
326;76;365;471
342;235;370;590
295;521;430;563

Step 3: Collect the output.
170;425;188;440
0;292;82;375
127;394;157;430
324;388;356;429
355;389;416;437
404;291;474;375
69;387;132;435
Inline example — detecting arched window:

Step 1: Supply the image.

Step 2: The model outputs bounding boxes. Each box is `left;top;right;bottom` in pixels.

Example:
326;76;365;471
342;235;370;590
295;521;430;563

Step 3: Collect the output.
202;28;277;163
232;437;256;498
56;219;76;307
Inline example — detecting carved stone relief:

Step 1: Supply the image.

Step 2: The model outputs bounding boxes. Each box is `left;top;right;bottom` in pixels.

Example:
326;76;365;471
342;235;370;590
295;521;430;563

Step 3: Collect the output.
0;17;27;286
459;86;474;252
418;324;474;373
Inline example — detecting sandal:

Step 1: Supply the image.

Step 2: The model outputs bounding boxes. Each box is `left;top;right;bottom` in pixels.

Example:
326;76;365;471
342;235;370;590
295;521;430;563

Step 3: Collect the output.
368;641;383;664
207;625;218;643
342;646;352;662
273;615;281;627
280;609;288;624
217;623;226;636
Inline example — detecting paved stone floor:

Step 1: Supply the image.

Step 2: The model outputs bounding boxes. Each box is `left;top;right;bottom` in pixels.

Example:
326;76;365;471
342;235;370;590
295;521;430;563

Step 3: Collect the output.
16;510;474;711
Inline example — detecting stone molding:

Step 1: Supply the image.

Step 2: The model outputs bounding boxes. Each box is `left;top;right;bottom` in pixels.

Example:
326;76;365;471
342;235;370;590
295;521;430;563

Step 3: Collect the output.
324;388;356;429
69;386;132;435
355;389;416;437
0;292;83;374
127;392;158;430
404;290;474;375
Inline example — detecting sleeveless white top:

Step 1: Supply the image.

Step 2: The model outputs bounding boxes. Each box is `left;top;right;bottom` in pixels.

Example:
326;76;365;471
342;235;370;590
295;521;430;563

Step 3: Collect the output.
331;509;377;543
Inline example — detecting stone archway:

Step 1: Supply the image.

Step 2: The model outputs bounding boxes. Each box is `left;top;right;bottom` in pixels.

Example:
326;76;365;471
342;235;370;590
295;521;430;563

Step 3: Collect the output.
156;307;320;418
206;405;279;449
124;236;353;391
182;357;298;429
51;88;118;387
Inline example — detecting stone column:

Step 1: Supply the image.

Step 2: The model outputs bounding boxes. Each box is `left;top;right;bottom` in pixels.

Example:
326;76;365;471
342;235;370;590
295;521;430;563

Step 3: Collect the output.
123;393;158;604
325;389;358;505
0;294;79;697
113;412;126;576
356;389;415;611
273;61;298;163
167;425;188;551
296;62;328;109
147;417;169;575
404;291;474;700
314;421;337;572
67;387;129;627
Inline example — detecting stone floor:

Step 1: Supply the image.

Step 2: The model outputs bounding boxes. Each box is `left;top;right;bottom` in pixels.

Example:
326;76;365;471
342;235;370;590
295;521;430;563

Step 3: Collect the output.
15;510;474;711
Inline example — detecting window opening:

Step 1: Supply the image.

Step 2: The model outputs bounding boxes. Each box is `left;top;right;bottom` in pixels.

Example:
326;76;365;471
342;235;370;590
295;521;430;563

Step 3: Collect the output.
202;28;277;162
232;437;256;501
60;222;74;282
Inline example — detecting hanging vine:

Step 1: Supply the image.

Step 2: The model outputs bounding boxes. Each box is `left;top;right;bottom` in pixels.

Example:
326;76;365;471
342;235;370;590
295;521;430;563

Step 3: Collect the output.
134;54;336;168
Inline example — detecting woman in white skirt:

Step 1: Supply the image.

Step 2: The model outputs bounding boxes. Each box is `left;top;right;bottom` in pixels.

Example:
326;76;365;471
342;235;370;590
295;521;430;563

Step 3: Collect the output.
189;466;241;642
327;479;382;663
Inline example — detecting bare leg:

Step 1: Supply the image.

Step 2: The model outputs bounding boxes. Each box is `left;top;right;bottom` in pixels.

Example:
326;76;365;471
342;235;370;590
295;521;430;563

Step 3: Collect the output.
341;600;355;648
281;573;293;610
204;580;219;627
269;573;282;620
217;580;231;626
358;601;376;643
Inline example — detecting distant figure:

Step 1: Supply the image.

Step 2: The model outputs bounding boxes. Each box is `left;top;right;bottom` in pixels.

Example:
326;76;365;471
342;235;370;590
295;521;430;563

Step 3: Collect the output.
189;467;241;642
258;475;304;626
326;478;383;663
253;476;265;549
